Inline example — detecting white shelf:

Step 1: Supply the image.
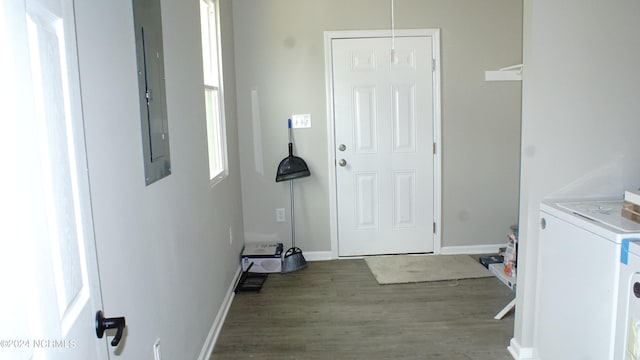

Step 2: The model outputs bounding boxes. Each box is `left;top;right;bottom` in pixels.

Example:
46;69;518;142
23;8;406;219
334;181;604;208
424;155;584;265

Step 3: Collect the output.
484;63;522;81
488;263;516;291
488;262;517;320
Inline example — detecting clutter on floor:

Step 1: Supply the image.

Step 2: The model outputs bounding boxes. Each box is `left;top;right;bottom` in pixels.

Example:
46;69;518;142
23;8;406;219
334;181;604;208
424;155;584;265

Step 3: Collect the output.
234;263;268;293
482;225;518;290
482;225;518;319
479;254;504;268
241;242;283;273
503;225;518;278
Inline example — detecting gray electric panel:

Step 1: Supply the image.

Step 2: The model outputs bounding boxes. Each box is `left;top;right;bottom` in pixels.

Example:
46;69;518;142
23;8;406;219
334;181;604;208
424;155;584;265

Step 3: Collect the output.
133;0;171;185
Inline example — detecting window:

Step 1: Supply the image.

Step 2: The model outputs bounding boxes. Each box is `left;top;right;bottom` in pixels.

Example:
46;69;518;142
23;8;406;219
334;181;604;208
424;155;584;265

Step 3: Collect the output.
200;0;228;184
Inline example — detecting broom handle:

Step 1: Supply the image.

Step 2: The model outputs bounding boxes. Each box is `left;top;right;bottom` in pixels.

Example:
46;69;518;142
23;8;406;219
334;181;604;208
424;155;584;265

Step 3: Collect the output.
288;118;296;248
289;180;296;248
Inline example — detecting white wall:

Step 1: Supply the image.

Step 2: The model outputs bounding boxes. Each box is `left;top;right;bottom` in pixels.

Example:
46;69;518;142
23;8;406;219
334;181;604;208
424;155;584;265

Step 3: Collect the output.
513;0;640;356
74;0;243;358
232;0;522;254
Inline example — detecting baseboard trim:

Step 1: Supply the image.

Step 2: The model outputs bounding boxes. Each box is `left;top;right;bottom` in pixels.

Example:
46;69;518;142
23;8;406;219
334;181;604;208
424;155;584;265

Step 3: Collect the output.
507;338;536;360
439;243;505;255
197;265;242;360
302;250;333;261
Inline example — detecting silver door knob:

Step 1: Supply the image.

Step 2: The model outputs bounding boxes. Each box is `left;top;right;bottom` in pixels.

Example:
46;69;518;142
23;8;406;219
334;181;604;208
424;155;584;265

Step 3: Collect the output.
339;144;346;151
338;159;347;167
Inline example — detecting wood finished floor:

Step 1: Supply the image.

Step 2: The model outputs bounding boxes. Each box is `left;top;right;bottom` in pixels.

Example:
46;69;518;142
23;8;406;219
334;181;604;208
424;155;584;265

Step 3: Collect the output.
212;259;514;360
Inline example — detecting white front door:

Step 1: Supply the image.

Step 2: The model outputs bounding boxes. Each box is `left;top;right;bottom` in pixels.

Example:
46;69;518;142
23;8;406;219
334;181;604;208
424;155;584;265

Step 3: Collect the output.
0;0;110;358
332;36;436;256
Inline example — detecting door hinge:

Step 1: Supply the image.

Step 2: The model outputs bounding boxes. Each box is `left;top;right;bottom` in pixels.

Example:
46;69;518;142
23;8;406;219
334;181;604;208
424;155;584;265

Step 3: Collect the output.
432;58;436;71
433;222;436;233
433;142;436;155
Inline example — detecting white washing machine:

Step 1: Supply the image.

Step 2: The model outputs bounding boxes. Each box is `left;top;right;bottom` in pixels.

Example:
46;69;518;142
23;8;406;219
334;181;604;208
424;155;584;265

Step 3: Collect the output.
617;240;640;360
536;200;640;360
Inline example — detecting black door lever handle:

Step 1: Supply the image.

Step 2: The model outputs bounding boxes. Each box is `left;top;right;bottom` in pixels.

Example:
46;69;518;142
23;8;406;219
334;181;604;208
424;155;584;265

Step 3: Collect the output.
95;310;126;346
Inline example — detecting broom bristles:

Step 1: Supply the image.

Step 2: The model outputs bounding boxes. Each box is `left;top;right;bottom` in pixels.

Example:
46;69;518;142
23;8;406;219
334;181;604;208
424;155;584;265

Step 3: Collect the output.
281;247;307;273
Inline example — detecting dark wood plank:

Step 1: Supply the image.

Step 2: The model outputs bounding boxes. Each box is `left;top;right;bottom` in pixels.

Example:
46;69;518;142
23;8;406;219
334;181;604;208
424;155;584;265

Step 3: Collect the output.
212;259;514;360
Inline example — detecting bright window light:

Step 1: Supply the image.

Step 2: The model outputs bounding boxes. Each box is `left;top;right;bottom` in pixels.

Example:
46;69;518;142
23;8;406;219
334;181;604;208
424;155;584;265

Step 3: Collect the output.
200;0;227;184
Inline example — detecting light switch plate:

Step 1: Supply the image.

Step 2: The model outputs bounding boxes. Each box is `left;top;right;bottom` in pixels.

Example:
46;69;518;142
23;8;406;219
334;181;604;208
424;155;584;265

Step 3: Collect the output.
291;114;311;128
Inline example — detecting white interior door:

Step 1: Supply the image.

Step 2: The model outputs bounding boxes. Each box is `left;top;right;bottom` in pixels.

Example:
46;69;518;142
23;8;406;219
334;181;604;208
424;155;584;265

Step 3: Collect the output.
0;0;110;358
332;36;435;257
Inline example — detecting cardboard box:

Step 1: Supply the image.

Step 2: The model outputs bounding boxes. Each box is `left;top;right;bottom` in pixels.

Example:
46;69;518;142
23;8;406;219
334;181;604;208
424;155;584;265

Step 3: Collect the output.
241;242;283;273
623;200;640;213
622;201;640;224
625;190;640;206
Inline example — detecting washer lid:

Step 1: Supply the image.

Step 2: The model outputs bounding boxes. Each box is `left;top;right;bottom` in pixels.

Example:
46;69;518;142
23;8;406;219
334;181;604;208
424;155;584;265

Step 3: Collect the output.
556;200;640;233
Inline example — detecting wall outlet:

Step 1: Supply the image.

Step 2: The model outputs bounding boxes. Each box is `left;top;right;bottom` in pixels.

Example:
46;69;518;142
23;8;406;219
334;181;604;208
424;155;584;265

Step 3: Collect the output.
276;208;286;222
153;338;161;360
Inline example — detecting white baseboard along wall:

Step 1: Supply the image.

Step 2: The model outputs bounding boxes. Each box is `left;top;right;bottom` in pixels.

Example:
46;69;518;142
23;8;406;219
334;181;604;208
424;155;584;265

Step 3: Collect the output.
198;266;241;360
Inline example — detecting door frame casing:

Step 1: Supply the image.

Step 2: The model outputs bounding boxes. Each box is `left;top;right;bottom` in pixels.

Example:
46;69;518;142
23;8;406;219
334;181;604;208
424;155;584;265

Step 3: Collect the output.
323;29;442;258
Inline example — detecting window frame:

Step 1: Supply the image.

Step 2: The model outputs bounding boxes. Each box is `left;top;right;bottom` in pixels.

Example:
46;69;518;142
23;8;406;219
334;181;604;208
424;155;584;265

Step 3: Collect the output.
200;0;228;186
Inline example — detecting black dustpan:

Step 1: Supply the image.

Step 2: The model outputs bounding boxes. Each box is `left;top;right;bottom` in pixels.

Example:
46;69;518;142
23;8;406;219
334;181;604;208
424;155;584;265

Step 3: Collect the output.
275;120;310;182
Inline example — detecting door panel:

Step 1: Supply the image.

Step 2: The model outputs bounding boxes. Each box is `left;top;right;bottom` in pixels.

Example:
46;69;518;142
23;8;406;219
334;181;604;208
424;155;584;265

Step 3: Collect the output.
392;84;416;152
393;171;416;227
354;86;377;152
355;173;379;229
1;0;109;358
333;36;435;256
